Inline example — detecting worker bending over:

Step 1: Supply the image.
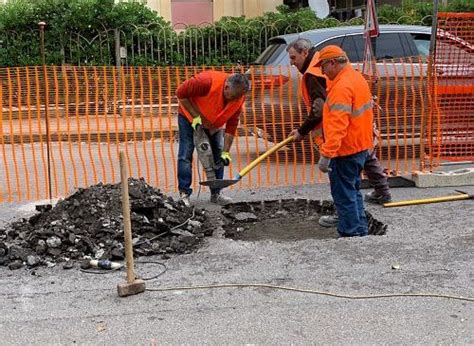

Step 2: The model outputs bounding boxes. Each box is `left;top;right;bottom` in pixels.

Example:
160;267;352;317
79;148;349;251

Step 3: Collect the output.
176;71;249;206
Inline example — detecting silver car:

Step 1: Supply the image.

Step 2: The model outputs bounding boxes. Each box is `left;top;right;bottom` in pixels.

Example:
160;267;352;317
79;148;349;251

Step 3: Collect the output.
246;24;474;161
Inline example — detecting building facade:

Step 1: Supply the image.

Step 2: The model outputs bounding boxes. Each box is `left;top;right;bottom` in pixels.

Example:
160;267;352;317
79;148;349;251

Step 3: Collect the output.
139;0;415;25
143;0;284;26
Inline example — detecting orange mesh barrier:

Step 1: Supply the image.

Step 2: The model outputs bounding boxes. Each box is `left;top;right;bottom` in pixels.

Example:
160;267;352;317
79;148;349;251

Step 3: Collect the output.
429;12;474;163
1;61;433;202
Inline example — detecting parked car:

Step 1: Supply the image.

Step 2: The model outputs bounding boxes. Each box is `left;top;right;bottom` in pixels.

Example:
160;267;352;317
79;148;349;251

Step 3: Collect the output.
246;24;474;161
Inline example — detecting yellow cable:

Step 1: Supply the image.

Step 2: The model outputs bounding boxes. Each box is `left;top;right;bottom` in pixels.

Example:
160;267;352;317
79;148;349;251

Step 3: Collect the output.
146;283;474;302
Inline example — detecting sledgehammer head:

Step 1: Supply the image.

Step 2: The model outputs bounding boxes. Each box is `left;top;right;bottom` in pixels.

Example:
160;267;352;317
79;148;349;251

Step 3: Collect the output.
117;279;146;297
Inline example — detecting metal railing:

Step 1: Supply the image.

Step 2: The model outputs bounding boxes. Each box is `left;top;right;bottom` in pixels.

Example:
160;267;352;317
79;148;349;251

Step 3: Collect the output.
0;16;434;67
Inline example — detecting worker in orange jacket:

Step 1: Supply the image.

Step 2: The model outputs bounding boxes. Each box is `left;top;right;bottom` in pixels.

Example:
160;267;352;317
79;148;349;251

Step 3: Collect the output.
286;39;391;214
315;45;374;237
176;71;249;206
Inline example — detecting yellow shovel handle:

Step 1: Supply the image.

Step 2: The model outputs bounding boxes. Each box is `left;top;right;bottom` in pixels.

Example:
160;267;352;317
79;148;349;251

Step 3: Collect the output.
383;194;471;207
238;136;295;178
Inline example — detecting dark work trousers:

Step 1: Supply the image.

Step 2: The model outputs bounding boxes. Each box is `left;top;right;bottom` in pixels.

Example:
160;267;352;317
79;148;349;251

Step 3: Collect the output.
177;114;224;196
364;149;390;196
329;150;369;237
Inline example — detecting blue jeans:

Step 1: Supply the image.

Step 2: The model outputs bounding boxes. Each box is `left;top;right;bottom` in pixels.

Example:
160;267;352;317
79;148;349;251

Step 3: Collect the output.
329;150;369;237
177;114;224;196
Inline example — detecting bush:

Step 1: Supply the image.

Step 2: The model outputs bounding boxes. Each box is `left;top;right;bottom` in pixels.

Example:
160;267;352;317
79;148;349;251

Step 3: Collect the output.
378;0;474;26
1;0;472;67
0;0;174;66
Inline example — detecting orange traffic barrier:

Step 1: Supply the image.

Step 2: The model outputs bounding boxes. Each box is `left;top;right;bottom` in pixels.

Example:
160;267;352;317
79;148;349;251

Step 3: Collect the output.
429;12;474;163
0;54;471;202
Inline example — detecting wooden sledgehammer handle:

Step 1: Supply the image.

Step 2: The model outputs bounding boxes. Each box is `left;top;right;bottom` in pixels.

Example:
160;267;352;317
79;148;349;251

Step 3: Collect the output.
119;151;135;283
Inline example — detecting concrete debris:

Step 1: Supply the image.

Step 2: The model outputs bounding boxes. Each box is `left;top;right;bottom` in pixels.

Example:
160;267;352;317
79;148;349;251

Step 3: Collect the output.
0;178;213;270
233;212;258;222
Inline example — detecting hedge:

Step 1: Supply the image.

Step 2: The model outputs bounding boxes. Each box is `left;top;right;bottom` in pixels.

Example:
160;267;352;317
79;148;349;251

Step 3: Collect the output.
0;0;472;67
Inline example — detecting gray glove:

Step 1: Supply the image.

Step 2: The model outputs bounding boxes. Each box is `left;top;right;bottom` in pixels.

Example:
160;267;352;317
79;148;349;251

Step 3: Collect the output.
318;155;331;173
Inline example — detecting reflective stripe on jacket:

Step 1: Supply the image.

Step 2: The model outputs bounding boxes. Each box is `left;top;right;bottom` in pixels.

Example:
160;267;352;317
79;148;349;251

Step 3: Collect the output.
320;65;373;158
180;71;245;133
300;52;326;146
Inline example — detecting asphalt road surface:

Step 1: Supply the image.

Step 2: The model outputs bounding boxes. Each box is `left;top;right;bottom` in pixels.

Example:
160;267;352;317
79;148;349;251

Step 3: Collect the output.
0;184;473;344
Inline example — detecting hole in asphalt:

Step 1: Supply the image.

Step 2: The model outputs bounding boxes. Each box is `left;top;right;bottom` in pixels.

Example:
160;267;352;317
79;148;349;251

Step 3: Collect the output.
222;199;387;241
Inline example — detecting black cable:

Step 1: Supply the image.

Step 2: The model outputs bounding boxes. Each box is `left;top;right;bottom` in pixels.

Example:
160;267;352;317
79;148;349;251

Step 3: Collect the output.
135;260;168;281
79;260;168;281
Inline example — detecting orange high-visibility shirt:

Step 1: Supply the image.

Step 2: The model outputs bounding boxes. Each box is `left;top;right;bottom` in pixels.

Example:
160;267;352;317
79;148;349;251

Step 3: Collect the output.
320;65;373;158
177;71;245;136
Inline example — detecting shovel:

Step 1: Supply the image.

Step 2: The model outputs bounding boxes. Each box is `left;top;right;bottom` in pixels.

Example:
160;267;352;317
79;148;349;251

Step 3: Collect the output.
200;136;295;190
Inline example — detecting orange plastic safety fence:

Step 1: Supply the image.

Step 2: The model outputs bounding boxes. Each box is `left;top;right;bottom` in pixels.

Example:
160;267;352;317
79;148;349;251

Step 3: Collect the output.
429;12;474;163
0;61;435;202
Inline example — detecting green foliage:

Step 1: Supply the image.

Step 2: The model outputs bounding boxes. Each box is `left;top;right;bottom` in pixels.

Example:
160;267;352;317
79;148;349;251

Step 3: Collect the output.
442;0;474;12
378;0;474;26
1;0;473;67
0;0;173;66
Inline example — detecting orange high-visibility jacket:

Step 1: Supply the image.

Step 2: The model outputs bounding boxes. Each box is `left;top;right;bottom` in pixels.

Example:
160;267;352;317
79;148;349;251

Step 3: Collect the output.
320;65;374;158
300;52;326;145
180;71;245;133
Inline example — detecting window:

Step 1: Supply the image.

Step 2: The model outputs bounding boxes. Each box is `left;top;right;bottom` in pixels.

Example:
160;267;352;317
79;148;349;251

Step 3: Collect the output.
315;35;361;62
373;33;409;61
254;41;287;65
412;34;431;58
283;0;309;9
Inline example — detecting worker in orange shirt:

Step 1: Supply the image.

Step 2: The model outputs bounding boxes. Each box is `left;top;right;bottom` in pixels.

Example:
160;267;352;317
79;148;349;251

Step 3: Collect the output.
176;72;249;207
315;45;374;237
286;39;390;230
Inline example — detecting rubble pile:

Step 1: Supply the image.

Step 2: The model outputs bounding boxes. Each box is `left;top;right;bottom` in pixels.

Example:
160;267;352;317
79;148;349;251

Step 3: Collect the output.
0;178;212;270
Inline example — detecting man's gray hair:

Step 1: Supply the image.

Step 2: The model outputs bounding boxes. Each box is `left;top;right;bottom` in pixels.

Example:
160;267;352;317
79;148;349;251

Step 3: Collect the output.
286;38;313;53
334;55;349;64
227;73;250;92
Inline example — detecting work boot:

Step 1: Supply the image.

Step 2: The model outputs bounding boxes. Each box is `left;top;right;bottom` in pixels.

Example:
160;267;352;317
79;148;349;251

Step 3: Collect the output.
318;214;339;228
179;191;191;207
365;191;392;205
210;193;232;206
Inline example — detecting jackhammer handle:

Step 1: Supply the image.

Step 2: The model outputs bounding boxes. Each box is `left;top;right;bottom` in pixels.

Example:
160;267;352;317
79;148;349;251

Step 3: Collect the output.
238;136;295;178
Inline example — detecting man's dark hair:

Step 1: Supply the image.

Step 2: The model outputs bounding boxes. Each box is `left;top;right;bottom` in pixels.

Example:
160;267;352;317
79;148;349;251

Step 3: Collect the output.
286;38;313;53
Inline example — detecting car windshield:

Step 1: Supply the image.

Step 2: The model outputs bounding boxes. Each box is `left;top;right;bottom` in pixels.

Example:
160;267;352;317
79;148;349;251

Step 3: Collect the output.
254;41;286;65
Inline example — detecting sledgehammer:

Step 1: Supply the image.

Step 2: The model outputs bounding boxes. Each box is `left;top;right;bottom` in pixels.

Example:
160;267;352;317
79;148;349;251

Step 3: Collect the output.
117;151;145;297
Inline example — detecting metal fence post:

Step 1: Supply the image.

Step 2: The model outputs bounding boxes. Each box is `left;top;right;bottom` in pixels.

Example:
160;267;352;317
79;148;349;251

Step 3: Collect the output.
423;0;440;171
114;28;123;116
39;21;53;202
114;28;121;70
